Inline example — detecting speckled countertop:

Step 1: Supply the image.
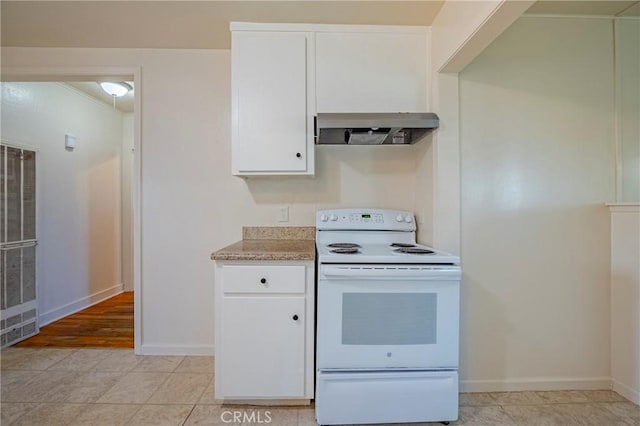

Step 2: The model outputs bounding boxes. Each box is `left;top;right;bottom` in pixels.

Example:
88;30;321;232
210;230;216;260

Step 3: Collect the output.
211;226;316;261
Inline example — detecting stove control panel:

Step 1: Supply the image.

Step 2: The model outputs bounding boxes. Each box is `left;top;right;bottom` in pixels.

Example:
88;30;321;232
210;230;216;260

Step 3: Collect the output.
316;208;416;231
349;213;384;223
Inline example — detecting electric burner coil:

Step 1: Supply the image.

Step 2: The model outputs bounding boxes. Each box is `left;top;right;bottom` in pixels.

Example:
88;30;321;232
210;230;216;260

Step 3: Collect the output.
330;248;361;254
393;247;435;255
327;243;361;249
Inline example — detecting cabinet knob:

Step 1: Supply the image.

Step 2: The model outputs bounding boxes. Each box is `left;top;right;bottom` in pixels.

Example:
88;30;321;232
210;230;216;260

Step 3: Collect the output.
292;314;299;321
260;278;267;284
296;152;302;158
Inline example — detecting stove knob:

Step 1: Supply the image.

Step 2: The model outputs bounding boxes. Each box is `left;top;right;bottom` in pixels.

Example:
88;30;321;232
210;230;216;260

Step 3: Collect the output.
396;214;404;222
320;214;328;222
329;214;338;221
404;215;413;223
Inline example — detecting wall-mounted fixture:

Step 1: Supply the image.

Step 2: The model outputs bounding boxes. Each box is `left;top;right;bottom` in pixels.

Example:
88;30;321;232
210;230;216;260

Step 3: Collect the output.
65;133;76;151
99;82;132;97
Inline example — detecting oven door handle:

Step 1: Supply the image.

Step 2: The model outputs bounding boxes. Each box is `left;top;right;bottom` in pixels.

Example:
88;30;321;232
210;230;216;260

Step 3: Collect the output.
321;266;461;280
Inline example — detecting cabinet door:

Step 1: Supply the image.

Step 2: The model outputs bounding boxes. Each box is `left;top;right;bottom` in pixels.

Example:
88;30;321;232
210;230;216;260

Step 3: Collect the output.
316;31;428;113
218;296;306;398
232;32;313;175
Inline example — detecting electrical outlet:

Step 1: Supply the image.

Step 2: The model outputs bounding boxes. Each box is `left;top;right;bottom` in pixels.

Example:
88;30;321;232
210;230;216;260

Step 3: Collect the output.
278;206;289;222
418;210;425;224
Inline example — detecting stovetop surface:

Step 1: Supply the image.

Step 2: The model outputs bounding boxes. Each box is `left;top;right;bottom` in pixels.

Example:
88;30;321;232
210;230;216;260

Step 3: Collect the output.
315;208;460;265
316;242;460;265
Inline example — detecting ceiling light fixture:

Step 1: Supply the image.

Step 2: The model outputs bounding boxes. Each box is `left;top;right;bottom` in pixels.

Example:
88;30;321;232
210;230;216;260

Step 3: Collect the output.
99;81;132;97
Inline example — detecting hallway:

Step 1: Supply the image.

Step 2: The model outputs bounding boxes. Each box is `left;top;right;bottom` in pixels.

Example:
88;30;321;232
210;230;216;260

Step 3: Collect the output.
16;293;133;348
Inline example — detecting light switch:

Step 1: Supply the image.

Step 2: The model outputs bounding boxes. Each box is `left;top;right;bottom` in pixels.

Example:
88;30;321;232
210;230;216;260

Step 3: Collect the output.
65;134;76;150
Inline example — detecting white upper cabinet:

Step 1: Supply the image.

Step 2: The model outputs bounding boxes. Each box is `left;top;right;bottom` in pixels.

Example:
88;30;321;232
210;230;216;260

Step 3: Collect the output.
230;23;430;175
232;31;315;175
315;29;429;113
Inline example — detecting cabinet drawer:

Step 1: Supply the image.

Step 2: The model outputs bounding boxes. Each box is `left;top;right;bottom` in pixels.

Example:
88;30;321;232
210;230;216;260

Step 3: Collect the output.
316;370;458;424
223;265;306;293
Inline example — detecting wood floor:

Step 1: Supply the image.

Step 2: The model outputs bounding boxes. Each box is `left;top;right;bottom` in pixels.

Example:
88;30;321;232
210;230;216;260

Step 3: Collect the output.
16;292;134;348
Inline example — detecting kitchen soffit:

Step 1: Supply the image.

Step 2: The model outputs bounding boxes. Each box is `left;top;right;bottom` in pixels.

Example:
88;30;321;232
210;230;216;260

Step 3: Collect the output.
525;0;640;17
0;1;445;49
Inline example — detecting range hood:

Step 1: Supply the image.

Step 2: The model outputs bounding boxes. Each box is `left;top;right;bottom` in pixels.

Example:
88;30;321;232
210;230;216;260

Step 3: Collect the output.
315;113;439;145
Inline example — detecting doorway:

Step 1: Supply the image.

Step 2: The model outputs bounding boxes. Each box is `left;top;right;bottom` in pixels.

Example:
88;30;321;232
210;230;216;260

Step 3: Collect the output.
0;71;141;352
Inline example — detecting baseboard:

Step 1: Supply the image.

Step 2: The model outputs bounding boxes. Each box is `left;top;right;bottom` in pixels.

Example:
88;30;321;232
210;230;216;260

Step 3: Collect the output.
221;399;311;406
460;377;612;392
612;379;640;404
138;344;215;356
39;284;124;326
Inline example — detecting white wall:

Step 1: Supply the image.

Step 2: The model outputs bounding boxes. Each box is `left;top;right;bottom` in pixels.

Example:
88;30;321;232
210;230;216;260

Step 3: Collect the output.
2;48;423;353
615;19;640;202
420;0;531;253
459;16;615;390
1;82;124;325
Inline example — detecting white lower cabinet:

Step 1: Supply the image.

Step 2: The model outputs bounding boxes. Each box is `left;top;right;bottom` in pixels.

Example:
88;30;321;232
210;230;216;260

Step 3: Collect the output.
214;261;315;400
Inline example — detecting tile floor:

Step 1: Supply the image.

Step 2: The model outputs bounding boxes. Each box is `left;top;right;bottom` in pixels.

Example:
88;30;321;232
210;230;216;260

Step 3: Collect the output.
1;347;639;425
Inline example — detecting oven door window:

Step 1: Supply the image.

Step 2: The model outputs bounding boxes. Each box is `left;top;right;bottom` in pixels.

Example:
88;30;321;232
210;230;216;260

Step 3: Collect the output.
342;293;437;345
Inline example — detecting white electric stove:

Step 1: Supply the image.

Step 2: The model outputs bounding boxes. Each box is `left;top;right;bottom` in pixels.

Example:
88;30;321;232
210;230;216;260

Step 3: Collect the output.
315;208;461;425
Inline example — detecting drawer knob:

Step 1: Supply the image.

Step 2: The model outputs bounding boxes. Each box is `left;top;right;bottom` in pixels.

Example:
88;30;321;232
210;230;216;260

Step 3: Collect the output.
260;278;267;284
292;314;299;321
296;152;302;158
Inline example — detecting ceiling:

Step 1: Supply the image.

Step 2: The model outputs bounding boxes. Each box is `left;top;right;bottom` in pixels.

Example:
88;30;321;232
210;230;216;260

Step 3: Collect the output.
67;82;135;113
0;1;445;49
2;1;636;50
